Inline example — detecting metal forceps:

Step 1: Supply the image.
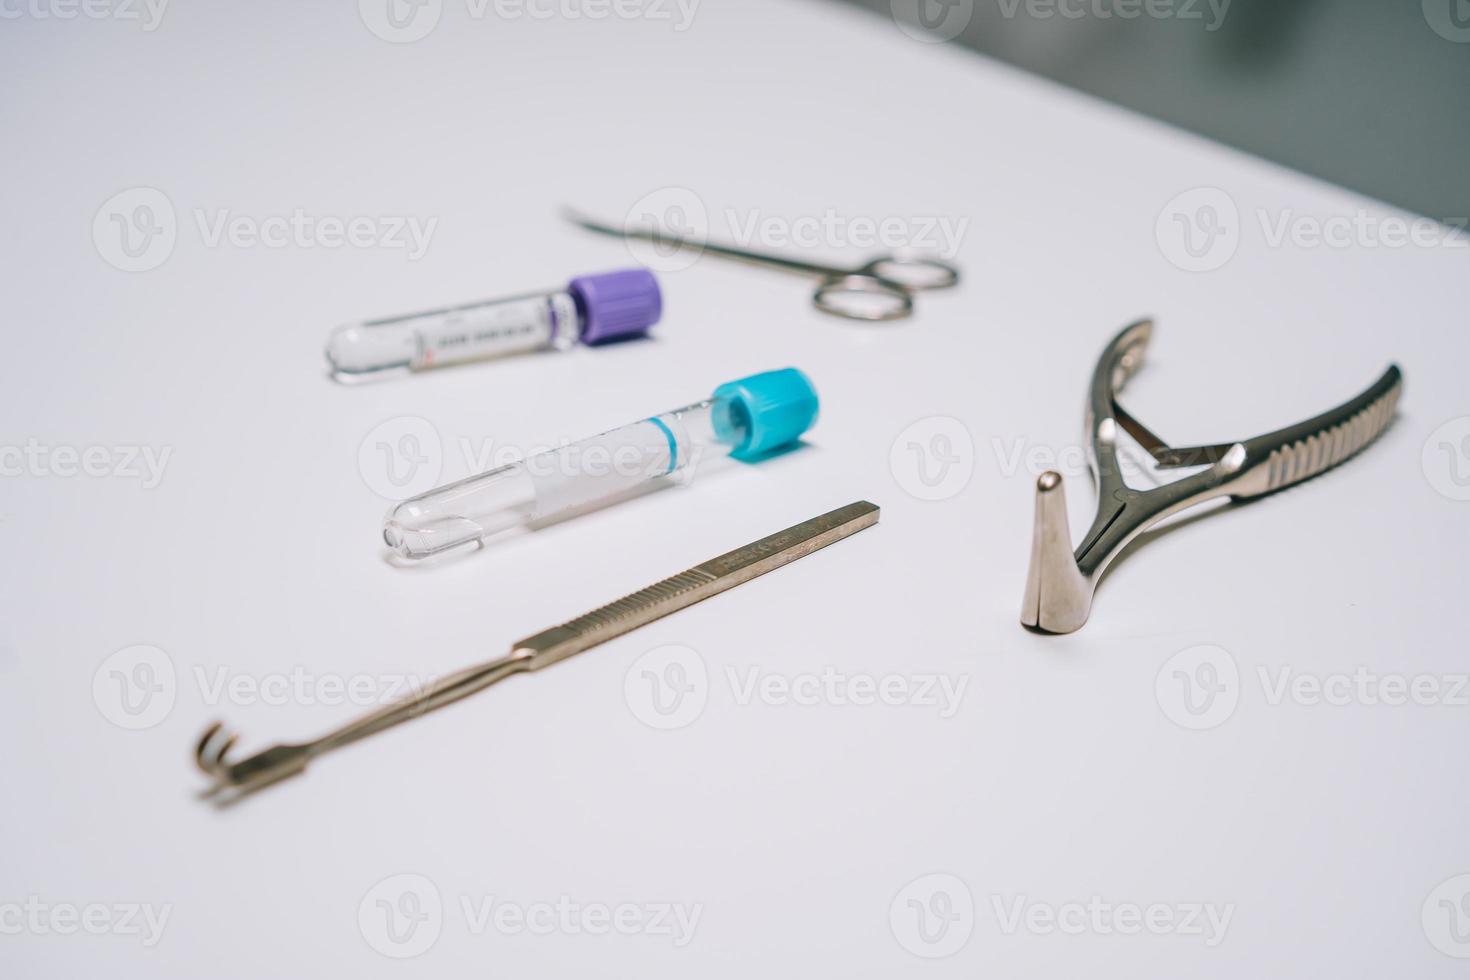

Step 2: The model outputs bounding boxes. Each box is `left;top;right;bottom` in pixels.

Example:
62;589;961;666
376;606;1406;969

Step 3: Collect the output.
564;208;960;322
1021;319;1402;634
195;501;880;803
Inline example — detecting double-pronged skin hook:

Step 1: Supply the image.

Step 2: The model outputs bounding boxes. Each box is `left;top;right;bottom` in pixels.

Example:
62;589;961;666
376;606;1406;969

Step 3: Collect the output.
1021;319;1403;634
195;501;881;804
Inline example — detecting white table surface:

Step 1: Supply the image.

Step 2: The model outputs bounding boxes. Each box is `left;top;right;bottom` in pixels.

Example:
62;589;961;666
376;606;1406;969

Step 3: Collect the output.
3;1;1468;976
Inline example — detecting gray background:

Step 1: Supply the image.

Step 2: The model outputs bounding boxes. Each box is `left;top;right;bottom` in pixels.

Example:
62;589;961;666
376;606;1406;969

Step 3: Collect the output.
862;0;1470;221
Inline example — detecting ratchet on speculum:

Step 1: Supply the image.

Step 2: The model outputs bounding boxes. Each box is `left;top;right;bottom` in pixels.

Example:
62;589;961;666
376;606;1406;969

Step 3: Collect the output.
195;501;880;804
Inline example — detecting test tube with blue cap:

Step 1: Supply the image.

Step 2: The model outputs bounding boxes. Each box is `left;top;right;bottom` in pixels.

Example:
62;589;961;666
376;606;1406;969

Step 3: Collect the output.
383;368;820;559
326;268;662;381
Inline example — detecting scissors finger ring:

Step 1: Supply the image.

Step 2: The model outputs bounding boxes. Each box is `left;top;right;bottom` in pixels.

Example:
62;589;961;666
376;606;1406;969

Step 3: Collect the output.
812;274;915;322
856;253;961;292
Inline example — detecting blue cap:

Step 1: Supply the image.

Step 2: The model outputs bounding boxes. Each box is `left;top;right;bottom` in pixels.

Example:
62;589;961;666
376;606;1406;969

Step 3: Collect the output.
711;368;819;461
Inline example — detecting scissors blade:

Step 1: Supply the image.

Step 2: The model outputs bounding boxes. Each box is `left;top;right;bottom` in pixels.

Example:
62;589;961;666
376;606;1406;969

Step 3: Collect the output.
561;206;847;278
560;206;631;239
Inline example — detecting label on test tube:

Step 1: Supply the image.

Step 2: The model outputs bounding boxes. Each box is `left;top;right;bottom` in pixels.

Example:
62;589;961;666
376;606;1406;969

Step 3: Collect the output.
405;293;579;369
329;269;659;382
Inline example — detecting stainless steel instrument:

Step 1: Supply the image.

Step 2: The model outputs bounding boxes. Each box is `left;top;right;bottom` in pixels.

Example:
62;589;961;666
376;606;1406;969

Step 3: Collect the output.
1021;319;1402;634
196;501;880;802
564;207;959;322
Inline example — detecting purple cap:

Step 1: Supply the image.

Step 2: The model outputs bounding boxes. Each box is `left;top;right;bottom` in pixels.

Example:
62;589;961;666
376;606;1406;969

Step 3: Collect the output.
566;268;662;345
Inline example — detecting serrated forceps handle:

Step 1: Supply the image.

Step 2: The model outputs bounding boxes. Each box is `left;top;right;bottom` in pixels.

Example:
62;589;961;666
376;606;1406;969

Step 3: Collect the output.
514;500;880;669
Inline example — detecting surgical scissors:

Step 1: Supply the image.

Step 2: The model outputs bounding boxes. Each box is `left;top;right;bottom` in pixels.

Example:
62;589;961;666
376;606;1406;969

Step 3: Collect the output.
564;208;960;322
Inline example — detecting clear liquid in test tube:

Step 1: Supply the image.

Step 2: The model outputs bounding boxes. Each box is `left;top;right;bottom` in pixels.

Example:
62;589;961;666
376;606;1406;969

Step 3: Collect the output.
383;368;821;559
